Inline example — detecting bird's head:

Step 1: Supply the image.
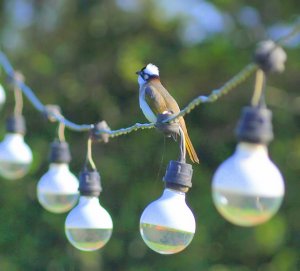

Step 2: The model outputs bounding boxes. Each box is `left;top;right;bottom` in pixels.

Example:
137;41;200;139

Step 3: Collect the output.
136;63;159;86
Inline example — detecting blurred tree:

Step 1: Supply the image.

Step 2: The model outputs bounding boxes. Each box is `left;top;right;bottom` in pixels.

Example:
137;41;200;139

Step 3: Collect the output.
0;0;299;270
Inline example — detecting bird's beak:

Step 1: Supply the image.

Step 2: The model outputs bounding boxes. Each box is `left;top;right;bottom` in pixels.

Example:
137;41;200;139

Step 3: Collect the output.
136;71;141;75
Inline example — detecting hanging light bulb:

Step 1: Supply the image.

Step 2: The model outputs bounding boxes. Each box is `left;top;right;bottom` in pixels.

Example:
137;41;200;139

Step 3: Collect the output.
212;105;285;226
37;140;79;213
65;169;113;251
65;136;112;251
0;83;6;109
140;160;196;254
0;115;32;180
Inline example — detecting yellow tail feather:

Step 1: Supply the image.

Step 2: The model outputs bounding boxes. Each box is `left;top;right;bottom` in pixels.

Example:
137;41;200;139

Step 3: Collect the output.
178;117;199;163
184;130;199;164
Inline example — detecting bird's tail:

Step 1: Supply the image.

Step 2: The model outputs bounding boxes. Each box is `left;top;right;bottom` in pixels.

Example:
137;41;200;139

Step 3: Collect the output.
179;117;199;163
184;130;199;164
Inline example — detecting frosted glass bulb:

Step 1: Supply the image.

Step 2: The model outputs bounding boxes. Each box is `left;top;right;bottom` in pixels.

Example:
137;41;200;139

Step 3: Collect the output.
0;84;6;109
212;142;285;227
140;188;196;254
0;133;32;180
37;163;79;213
65;196;113;251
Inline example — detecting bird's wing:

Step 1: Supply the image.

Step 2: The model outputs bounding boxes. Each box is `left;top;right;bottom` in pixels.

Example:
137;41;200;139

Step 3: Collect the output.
151;80;181;114
144;85;168;115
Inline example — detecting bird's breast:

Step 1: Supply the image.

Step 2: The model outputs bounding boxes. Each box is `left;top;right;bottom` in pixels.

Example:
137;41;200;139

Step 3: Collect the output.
139;87;157;123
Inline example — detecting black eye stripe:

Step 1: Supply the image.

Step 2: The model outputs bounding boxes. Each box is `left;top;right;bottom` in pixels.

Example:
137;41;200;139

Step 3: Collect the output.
141;72;150;79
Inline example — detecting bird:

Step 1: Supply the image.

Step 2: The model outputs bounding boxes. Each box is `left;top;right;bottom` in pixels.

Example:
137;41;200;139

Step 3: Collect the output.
136;63;199;163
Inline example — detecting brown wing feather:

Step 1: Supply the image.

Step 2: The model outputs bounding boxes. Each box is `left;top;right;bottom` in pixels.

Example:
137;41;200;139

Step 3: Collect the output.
149;80;181;115
144;85;168;115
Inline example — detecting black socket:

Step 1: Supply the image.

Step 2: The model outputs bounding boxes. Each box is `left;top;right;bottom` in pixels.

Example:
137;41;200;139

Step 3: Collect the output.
235;106;273;145
79;169;102;197
49;140;71;164
6;115;26;134
163;160;193;191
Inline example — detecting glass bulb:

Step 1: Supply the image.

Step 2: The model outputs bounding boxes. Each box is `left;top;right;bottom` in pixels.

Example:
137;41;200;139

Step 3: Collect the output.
212;142;285;227
0;133;32;180
65;196;113;251
37;163;79;213
0;84;6;109
140;188;196;255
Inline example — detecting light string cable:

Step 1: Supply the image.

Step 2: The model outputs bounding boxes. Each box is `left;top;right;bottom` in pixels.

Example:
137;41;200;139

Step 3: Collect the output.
0;23;299;138
0;54;255;136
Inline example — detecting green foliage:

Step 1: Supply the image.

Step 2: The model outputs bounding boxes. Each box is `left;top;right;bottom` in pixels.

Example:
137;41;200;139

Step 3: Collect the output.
0;0;299;270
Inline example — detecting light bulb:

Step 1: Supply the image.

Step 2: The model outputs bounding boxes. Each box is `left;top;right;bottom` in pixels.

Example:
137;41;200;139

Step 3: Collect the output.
0;83;6;109
65;196;113;251
212;142;285;226
37;163;79;213
65;169;113;251
0;133;32;180
140;188;196;254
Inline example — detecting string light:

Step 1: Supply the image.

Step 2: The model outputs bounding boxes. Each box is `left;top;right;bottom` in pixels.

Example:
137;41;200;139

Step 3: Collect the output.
212;41;286;226
65;137;113;251
37;118;79;213
0;24;298;253
0;73;32;180
140;122;195;254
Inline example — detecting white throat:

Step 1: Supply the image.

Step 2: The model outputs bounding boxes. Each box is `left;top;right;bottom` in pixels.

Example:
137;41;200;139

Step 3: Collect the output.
139;86;157;123
138;75;145;86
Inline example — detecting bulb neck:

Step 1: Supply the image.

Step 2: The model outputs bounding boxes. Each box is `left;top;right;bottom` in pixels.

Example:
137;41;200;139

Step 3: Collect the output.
49;163;69;170
3;133;24;141
78;195;99;206
235;142;268;158
163;188;186;198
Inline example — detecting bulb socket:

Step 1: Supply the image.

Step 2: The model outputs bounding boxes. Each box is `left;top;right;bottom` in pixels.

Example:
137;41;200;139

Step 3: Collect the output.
6;115;26;134
155;112;180;137
49;140;71;164
79;169;102;197
163;160;193;192
235;106;273;144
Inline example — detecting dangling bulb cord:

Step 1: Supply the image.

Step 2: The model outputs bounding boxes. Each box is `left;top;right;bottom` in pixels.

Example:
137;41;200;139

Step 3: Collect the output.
85;136;97;171
178;126;186;163
57;121;66;142
13;72;24;116
251;69;266;107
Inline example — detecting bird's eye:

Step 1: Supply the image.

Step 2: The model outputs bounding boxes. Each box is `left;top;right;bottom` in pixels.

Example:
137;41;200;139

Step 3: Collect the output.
143;74;149;80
